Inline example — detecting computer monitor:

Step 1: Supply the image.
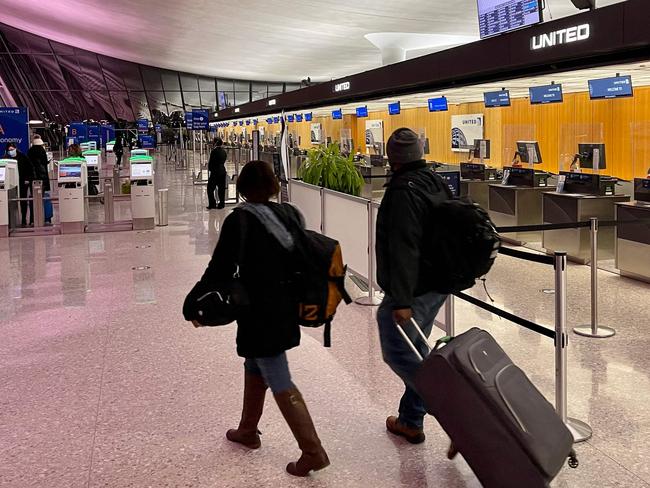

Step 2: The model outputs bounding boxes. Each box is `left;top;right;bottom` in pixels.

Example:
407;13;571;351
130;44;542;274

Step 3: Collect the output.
577;143;606;170
130;163;153;179
0;167;5;182
84;154;99;167
516;141;542;164
58;163;82;183
634;178;650;203
472;139;491;160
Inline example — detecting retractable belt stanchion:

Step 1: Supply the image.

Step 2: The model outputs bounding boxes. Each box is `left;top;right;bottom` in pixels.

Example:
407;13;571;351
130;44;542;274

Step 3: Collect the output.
444;295;456;337
32;180;44;228
573;217;616;338
554;251;593;443
355;200;381;306
104;178;114;224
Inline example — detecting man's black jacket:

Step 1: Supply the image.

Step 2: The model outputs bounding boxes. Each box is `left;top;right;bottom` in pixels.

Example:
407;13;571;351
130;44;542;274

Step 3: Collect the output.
376;160;450;309
208;147;227;177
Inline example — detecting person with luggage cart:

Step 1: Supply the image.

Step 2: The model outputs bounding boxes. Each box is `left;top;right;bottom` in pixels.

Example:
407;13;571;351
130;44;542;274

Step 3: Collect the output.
375;128;450;444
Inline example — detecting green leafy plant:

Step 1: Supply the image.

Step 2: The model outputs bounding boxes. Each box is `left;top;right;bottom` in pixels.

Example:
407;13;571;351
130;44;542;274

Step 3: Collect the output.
299;143;364;196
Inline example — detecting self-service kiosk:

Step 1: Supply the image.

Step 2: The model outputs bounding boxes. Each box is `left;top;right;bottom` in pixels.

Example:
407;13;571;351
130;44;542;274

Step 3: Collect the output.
58;157;87;234
80;141;97;152
129;156;155;230
106;140;116;166
0;159;19;237
131;149;149;157
83;149;102;194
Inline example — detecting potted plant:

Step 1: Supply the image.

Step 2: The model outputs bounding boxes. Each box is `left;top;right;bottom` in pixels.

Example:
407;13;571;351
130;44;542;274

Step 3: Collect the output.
299;143;364;197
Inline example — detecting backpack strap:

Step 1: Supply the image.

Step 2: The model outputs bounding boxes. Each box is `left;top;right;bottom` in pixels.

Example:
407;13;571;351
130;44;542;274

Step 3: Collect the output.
324;321;332;348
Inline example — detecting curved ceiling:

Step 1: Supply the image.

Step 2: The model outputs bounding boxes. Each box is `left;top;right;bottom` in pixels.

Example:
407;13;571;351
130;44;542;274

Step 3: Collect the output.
1;0;625;83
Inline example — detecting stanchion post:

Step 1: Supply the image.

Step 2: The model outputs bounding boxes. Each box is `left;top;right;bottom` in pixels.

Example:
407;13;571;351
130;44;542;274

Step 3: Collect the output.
554;251;592;443
573;217;616;338
444;295;456;337
104;178;114;224
356;200;381;306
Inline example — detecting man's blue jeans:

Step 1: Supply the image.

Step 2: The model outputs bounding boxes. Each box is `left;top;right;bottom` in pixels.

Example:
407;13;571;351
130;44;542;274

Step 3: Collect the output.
377;291;448;430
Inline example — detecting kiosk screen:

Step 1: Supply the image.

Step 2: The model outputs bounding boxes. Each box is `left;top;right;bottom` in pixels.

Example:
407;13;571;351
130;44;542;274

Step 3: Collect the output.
85;155;99;166
516;141;542;164
58;164;82;181
131;163;153;179
578;143;606;170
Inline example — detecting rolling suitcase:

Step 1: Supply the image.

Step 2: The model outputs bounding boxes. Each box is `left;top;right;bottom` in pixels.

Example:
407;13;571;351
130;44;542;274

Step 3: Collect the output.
397;321;577;488
43;191;53;222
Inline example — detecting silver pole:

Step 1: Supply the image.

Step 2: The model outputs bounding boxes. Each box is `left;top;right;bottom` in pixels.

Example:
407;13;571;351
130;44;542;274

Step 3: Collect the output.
444;295;456;337
555;251;593;443
573;217;615;338
32;181;44;228
356;200;381;306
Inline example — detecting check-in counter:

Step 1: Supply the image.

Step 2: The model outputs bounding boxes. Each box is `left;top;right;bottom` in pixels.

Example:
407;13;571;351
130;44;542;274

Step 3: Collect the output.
542;192;630;263
616;202;650;283
356;164;390;200
460;180;494;210
489;185;555;244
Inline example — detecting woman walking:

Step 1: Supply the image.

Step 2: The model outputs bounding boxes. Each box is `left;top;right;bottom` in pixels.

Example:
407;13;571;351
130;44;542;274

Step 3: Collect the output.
186;161;329;477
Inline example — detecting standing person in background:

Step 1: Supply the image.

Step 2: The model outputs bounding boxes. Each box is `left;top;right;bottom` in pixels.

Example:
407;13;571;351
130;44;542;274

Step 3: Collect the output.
206;138;227;210
28;135;53;224
113;136;124;168
68;143;83;158
5;142;35;227
375;128;450;444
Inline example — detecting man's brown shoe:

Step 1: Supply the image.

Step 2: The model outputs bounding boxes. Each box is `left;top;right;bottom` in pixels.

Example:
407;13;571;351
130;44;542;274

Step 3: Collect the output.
386;416;426;444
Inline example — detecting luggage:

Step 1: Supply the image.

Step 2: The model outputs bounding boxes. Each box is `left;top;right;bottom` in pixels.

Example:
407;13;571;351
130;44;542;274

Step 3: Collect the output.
270;203;352;347
409;177;501;293
397;321;577;488
43;191;53;221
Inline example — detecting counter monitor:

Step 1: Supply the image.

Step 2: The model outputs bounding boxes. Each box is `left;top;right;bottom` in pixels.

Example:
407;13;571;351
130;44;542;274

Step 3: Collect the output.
332;109;343;120
428;97;448;112
529;84;563;104
473;139;491;160
634;178;650;203
0;167;5;182
484;90;510;107
84;155;99;167
578;143;606;170
589;75;633;100
58;164;82;182
388;102;401;115
131;163;153;179
296;114;303;122
356;106;368;117
477;0;542;39
516;141;542;164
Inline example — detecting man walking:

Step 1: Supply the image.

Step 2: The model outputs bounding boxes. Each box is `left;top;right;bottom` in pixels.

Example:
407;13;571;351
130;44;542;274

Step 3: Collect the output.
207;138;227;209
375;128;450;444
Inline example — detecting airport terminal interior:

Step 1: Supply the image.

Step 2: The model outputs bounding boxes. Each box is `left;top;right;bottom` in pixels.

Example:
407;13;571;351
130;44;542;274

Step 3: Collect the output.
1;0;650;487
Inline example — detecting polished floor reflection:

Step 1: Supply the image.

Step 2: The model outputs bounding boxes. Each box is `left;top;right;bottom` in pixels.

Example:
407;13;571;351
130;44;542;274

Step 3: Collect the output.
1;160;650;487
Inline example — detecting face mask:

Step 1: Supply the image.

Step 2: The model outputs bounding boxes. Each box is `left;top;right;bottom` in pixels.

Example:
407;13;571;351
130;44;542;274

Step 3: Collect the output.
8;149;17;157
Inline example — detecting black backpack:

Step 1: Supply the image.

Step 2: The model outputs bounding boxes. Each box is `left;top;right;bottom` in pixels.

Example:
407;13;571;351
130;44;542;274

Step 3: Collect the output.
272;204;352;347
410;173;501;294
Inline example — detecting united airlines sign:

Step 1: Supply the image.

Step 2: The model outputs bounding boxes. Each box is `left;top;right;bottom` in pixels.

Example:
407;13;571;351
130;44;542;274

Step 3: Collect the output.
531;24;590;50
334;81;351;93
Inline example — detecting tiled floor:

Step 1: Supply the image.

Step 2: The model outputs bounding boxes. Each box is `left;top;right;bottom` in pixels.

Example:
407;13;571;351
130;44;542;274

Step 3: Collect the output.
1;158;650;487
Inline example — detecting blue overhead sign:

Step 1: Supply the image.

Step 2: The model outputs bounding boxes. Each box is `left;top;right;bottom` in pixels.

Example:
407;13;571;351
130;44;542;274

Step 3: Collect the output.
100;124;115;147
69;122;87;145
87;124;101;145
589;75;633;100
185;112;193;129
192;109;209;130
139;135;155;148
137;118;149;132
0;107;29;154
155;124;162;133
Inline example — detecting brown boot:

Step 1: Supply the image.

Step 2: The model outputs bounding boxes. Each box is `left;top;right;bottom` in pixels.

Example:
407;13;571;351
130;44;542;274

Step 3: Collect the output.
274;388;330;477
226;373;268;449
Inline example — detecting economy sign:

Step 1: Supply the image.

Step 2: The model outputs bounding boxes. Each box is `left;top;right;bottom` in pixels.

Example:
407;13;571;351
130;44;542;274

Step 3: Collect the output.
185;112;193;130
192;109;209;130
0;107;29;153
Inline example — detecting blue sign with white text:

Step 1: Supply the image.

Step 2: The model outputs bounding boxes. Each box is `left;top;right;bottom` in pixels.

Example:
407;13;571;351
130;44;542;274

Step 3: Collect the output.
87;125;101;146
388;102;401;115
137;119;149;132
589;75;633;100
0;107;29;154
100;124;115;147
139;135;155;148
192;109;209;130
296;114;303;122
287;115;294;122
529;84;563;104
273;116;280;124
185;112;193;129
484;90;511;107
69;122;87;145
155;124;162;133
428;97;448;112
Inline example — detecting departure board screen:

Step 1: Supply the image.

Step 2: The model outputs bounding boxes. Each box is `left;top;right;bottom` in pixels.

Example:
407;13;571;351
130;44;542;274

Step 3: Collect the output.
477;0;542;39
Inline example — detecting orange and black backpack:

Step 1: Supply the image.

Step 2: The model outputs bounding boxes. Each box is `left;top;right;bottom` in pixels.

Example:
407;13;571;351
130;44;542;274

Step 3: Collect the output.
272;204;352;347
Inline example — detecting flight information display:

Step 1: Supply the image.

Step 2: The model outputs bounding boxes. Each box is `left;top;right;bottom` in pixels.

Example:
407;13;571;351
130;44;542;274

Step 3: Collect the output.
477;0;542;39
388;102;401;115
428;97;448;112
588;75;633;100
529;84;563;104
356;106;368;117
332;109;343;120
484;90;511;107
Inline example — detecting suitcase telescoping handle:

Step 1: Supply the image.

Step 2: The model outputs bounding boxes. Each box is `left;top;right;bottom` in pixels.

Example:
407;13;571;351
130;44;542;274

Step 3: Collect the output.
396;318;453;361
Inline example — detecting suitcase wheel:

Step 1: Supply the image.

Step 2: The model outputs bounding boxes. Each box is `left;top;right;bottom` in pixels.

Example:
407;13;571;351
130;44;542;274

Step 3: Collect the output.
447;442;459;460
568;450;579;469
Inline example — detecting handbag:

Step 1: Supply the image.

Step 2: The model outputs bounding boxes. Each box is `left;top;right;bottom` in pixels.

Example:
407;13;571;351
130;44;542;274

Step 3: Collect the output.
183;211;250;326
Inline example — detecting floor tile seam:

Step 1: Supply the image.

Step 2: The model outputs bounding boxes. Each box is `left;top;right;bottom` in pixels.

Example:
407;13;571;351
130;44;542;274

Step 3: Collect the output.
585;438;650;487
84;285;117;488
